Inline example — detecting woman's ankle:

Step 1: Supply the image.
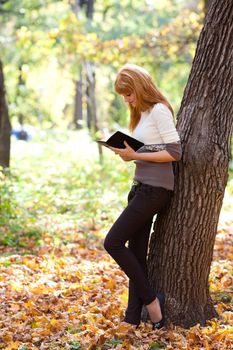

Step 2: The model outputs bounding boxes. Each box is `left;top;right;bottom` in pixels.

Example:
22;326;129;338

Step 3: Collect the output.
146;297;162;323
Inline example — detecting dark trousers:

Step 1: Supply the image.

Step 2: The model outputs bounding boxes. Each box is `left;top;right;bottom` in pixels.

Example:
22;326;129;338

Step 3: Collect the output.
104;182;172;325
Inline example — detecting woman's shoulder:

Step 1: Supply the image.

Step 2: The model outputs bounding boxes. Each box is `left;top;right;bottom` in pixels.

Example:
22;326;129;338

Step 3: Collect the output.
153;102;170;112
150;103;173;118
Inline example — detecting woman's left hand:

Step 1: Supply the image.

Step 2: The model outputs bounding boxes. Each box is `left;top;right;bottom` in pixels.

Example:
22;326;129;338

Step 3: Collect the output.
110;141;136;161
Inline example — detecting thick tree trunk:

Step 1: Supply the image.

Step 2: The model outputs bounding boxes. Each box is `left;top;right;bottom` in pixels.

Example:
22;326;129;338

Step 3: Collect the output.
0;59;11;168
148;0;233;328
204;0;212;15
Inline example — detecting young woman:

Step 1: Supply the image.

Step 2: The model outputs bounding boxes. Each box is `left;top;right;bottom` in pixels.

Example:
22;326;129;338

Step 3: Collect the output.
103;64;182;329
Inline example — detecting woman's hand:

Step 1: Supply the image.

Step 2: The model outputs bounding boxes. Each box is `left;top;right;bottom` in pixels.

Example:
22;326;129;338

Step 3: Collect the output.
110;141;136;161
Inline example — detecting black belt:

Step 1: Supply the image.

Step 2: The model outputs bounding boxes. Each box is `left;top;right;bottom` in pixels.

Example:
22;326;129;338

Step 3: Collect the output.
132;180;142;187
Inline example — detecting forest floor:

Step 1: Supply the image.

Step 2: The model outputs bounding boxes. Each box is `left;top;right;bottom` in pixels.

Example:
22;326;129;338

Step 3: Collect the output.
0;130;232;350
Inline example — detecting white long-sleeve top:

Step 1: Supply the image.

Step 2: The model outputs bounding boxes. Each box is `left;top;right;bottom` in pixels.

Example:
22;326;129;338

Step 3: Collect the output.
131;103;182;190
132;103;180;144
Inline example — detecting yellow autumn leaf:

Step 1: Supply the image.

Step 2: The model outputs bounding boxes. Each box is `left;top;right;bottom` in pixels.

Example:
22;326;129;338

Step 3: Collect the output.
24;299;35;308
2;334;13;343
4;341;20;350
31;321;41;328
105;278;116;290
38;328;51;336
50;318;61;327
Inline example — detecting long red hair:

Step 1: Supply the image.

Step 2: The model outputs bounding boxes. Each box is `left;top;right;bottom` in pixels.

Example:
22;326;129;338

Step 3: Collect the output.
115;64;174;131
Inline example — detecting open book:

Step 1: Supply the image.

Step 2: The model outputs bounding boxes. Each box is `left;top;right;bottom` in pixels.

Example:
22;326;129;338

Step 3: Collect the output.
97;131;144;151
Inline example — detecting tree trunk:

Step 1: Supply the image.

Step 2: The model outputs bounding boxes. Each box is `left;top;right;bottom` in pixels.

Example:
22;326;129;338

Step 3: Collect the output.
73;71;83;129
84;0;96;132
86;71;92;131
148;0;233;328
85;60;103;161
71;1;83;129
86;0;94;19
79;0;94;19
85;61;98;133
0;59;11;168
204;0;213;15
17;64;25;126
82;0;103;161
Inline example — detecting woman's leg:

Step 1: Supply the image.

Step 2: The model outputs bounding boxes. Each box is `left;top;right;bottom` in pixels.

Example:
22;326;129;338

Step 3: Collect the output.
124;218;153;325
104;185;171;307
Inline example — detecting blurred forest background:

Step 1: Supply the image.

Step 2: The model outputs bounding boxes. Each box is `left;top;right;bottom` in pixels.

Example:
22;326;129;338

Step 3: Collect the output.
1;0;203;133
0;1;232;349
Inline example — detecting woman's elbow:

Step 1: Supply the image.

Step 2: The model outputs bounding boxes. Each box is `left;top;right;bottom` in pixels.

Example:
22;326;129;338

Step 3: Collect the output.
167;151;182;162
173;152;182;161
166;143;182;162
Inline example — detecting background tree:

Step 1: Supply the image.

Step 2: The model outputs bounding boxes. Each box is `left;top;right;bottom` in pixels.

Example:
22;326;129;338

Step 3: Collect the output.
1;0;202;132
148;0;233;327
0;0;59;128
0;59;11;168
69;0;83;129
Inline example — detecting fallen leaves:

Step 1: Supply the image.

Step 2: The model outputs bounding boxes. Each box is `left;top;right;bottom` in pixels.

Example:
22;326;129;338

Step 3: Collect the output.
0;232;232;349
0;136;232;349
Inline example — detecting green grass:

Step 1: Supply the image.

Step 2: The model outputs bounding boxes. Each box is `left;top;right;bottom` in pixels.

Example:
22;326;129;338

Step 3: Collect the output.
0;129;134;250
0;128;232;251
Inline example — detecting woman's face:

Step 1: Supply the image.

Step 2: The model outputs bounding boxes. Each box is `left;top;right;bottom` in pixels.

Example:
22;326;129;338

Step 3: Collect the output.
122;92;136;107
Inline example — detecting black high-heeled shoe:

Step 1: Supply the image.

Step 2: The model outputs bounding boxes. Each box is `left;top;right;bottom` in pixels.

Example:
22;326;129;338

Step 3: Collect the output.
152;292;165;330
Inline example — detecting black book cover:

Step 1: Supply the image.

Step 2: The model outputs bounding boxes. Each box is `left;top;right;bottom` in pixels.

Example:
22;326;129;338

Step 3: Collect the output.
97;131;144;151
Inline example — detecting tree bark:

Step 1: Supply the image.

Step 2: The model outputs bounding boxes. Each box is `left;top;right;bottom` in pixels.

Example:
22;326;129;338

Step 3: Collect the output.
148;0;233;328
204;0;213;15
0;59;11;168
